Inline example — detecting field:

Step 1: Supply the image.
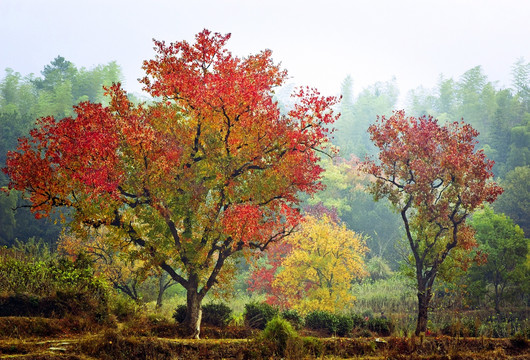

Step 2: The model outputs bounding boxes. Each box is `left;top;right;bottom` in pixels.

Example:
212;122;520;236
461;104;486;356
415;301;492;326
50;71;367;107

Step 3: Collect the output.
0;315;528;360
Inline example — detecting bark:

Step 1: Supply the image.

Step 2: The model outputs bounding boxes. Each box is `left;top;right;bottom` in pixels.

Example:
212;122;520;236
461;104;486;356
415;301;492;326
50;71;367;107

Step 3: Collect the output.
494;283;501;314
115;280;140;303
183;276;203;339
415;279;432;336
156;275;165;309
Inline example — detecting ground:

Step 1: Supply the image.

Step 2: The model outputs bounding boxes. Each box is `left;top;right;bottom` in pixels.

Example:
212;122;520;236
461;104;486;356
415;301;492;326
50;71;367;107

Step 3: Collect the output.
0;317;528;359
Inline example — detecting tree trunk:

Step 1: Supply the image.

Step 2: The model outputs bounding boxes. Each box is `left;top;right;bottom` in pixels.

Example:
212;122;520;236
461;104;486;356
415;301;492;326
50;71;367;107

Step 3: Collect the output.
156;274;165;310
494;283;501;314
184;278;203;339
415;280;432;336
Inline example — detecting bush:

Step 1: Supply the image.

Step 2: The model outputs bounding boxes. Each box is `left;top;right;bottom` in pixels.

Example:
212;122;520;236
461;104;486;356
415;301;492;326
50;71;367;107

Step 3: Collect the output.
302;336;324;357
172;303;233;327
305;310;339;334
350;313;367;328
111;295;138;321
244;302;278;329
367;316;392;336
172;304;187;323
202;303;232;327
336;314;354;337
261;316;298;357
0;249;110;322
281;309;304;330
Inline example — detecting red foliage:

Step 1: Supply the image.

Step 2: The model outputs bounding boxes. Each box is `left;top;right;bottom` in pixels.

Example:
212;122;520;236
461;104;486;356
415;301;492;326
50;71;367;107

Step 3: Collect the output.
247;241;293;306
2;30;339;311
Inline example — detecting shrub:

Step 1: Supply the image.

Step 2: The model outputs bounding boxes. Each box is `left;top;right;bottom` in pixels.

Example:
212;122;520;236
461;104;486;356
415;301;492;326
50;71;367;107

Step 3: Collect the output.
350;313;367;328
367;316;392;336
0;249;110;322
172;303;233;327
261;316;298;357
281;309;304;330
302;336;324;357
172;304;187;323
110;294;138;321
244;302;278;329
336;314;354;337
305;310;339;334
202;303;232;327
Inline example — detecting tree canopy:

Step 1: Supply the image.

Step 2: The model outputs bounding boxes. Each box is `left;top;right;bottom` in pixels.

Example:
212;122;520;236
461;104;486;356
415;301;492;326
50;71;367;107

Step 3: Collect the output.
2;30;338;337
361;110;502;335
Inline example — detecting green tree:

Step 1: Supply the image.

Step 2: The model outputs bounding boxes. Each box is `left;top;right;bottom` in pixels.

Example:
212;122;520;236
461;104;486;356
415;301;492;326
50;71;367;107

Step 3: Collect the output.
468;206;528;313
308;157;402;266
32;56;77;91
352;78;399;157
333;75;357;155
407;85;436;118
435;75;456;118
505;119;530;171
0;191;16;246
494;166;530;236
511;57;530;107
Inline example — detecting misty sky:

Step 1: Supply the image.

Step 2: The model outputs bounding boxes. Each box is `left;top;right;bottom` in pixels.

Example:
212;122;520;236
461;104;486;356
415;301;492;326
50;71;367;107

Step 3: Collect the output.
1;0;530;101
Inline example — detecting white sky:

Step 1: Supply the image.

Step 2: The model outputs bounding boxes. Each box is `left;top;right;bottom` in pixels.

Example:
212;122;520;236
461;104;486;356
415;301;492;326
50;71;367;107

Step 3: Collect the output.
1;0;529;101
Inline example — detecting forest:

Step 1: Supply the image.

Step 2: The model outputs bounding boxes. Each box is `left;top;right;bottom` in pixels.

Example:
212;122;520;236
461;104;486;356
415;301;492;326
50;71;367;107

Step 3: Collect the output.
0;30;528;359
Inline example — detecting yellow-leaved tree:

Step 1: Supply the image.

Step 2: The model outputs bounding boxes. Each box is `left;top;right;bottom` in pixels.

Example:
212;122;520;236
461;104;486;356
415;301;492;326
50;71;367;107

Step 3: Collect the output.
272;215;368;315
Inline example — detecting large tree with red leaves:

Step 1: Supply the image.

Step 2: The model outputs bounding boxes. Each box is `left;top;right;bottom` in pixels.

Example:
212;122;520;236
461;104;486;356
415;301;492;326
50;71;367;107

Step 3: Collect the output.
2;30;338;337
361;110;502;336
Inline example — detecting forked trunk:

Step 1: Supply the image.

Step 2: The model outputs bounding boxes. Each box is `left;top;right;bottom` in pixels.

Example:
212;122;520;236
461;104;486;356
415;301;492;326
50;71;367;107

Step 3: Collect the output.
184;285;203;339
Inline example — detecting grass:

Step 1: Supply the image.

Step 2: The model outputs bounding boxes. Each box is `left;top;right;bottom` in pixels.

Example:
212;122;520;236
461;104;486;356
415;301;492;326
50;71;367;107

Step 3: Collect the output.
1;327;527;360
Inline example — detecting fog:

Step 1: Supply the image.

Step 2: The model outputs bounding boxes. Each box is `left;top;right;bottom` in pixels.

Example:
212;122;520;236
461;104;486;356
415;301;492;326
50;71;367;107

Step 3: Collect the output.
2;0;529;100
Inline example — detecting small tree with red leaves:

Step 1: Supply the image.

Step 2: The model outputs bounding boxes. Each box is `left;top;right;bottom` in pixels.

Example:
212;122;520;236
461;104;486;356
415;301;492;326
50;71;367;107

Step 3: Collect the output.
361;110;502;335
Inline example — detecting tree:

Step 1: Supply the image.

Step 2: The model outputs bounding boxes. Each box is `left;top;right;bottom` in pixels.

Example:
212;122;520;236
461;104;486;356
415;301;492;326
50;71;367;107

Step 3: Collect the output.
32;56;76;91
511;57;530;106
307;156;402;265
59;229;146;303
494;166;530;236
0;191;16;246
333;75;356;155
361;110;502;335
2;30;338;337
270;215;367;315
468;205;528;313
435;75;456;117
59;229;178;307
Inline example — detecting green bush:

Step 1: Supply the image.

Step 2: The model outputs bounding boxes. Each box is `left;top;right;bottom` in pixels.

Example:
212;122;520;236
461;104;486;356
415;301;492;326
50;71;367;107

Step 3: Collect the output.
367;316;392;336
350;313;367;328
202;303;232;327
172;303;233;327
336;314;354;336
244;302;278;329
305;310;339;334
261;316;298;357
0;249;109;321
172;304;187;323
281;309;304;330
111;294;139;321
